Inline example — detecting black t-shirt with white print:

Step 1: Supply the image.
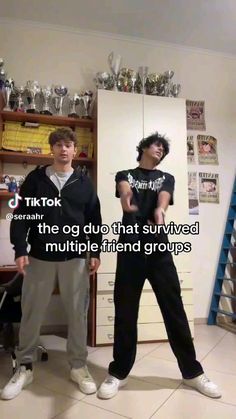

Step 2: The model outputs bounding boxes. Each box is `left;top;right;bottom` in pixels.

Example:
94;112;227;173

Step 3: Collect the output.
115;167;175;243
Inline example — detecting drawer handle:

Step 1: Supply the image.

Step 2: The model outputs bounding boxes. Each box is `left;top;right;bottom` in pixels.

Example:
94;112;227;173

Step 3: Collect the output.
108;281;115;286
107;316;114;321
107;334;114;339
108;298;114;303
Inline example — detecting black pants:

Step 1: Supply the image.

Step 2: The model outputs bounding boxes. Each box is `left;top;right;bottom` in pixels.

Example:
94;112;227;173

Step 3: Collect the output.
109;250;204;380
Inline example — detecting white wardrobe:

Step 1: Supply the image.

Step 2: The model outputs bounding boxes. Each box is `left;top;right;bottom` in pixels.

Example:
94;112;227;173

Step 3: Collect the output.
95;90;193;345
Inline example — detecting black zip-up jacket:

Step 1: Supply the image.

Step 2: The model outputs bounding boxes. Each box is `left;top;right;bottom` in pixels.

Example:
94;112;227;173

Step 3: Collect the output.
10;166;102;261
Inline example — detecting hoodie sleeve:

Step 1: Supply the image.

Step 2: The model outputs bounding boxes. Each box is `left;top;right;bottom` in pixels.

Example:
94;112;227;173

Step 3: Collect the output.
84;177;102;259
10;170;37;259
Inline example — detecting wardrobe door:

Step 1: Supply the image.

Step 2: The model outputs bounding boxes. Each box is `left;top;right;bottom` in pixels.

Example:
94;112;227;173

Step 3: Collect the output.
143;96;190;272
97;90;143;273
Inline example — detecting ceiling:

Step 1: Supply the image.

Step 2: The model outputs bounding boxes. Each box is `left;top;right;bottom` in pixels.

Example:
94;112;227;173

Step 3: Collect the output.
1;0;236;55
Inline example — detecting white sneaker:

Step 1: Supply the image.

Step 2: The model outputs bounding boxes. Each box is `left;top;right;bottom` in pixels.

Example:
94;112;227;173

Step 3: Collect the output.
183;374;222;398
70;366;97;394
97;375;128;399
1;366;33;400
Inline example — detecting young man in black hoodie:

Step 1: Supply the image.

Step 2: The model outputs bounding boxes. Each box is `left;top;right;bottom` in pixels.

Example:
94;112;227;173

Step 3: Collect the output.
1;127;102;400
98;132;221;400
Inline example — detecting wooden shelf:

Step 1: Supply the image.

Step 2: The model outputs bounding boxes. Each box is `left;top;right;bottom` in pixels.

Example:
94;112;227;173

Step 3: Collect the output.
1;110;94;129
0;150;95;166
0;266;17;272
0;191;14;199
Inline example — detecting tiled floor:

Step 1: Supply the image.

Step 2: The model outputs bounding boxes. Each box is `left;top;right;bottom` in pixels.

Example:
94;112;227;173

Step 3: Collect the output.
0;324;236;419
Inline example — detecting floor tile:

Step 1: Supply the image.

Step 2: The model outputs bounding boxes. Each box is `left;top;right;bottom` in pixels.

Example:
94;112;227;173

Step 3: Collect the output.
202;346;236;375
34;364;87;400
193;325;226;348
0;382;77;419
131;355;181;388
85;377;175;419
152;388;236;419
180;369;236;406
55;400;130;418
1;326;235;419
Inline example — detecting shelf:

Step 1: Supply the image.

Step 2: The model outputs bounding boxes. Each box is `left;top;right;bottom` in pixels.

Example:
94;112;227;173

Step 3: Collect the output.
0;151;95;166
0;266;17;272
0;111;93;129
0;191;14;199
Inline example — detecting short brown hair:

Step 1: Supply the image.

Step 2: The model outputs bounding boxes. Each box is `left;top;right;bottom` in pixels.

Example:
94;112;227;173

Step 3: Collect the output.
48;127;77;147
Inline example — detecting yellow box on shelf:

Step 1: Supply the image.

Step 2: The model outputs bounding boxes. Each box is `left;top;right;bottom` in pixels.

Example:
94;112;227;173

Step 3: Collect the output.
2;122;64;154
75;126;94;158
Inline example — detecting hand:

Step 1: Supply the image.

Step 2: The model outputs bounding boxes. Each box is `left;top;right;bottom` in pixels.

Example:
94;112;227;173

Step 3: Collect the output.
15;256;29;275
120;190;138;213
89;258;100;275
153;207;165;225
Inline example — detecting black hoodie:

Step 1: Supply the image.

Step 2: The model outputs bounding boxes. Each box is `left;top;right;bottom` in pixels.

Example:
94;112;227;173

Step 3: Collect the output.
10;166;102;261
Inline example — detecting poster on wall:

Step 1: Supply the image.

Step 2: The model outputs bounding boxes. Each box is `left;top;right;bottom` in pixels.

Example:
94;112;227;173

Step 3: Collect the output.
199;172;219;203
187;135;195;164
188;172;199;214
186;100;206;130
197;135;219;165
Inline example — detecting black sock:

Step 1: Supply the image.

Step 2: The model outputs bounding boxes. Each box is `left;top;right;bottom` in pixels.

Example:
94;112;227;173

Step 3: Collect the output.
20;363;33;371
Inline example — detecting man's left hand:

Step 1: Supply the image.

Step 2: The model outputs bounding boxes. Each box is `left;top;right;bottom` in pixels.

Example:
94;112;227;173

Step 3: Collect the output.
89;258;101;275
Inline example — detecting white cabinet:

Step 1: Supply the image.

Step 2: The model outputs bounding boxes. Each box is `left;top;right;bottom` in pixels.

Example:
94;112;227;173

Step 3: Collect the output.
96;90;192;345
97;90;143;272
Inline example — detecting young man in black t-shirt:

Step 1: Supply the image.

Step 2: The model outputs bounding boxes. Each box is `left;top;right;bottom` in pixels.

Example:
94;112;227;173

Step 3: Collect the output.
98;132;221;400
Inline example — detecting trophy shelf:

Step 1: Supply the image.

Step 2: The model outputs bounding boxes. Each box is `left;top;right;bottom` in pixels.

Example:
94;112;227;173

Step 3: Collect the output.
0;150;95;166
0;111;94;129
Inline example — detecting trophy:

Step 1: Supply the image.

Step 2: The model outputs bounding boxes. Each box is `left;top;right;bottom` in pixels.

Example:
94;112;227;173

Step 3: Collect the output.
3;78;15;111
68;93;80;117
108;52;122;91
0;59;5;89
53;85;68;115
94;72;114;90
41;86;53;115
138;66;149;94
0;69;6;90
146;73;165;95
171;83;181;98
26;80;41;113
163;70;175;97
130;70;138;93
118;68;137;93
15;85;26;112
80;90;93;119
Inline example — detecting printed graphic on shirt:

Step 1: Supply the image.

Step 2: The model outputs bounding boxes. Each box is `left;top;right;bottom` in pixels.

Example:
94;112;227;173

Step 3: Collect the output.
127;172;165;193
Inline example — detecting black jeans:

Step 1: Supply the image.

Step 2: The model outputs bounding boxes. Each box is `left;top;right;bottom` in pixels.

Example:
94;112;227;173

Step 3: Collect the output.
108;250;204;380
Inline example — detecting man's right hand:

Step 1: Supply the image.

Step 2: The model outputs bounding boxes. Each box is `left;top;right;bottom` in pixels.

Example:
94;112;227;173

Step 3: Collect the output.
15;256;29;275
120;190;138;213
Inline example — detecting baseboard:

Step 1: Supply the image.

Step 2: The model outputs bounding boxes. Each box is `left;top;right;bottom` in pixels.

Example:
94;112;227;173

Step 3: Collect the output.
194;318;207;325
40;325;67;337
13;323;68;337
12;319;209;341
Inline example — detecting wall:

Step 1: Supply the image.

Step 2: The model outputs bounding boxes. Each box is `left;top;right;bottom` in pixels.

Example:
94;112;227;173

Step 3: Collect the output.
0;19;236;321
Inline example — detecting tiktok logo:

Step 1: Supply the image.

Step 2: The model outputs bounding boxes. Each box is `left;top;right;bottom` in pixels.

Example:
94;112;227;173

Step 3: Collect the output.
8;193;23;209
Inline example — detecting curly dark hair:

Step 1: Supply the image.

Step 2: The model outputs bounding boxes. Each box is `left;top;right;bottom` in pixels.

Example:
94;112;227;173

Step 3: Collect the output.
136;132;170;162
48;127;77;147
